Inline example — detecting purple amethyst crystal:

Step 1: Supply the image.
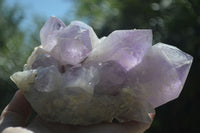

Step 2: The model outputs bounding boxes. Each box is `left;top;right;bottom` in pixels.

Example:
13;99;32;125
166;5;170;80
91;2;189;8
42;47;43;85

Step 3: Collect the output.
126;43;193;108
85;30;152;70
40;17;93;65
10;16;193;125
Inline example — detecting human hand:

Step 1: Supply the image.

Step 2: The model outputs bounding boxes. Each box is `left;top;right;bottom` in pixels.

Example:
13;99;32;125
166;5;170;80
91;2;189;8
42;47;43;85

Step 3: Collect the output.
0;90;154;133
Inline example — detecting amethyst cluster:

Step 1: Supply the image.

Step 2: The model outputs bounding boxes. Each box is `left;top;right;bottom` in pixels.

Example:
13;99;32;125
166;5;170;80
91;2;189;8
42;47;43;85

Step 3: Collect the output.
11;16;193;125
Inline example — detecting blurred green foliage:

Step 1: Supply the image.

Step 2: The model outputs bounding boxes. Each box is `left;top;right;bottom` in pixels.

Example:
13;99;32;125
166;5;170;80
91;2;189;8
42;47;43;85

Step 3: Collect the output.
0;0;25;78
0;0;44;113
0;0;199;132
0;0;27;113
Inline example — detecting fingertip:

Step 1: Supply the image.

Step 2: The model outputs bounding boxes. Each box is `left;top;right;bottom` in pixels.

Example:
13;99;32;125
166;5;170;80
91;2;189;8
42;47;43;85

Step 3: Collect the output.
73;121;150;133
0;90;32;132
2;127;33;133
148;113;155;121
3;90;32;120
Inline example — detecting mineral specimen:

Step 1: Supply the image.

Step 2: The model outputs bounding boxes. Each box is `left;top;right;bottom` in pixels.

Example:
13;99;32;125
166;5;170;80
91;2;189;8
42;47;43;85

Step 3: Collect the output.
10;16;193;125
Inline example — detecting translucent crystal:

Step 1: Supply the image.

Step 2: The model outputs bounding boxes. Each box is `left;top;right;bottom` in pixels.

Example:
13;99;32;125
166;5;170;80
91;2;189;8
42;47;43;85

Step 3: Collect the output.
62;65;95;93
40;17;96;65
70;21;100;48
55;24;92;65
86;30;152;70
40;16;66;52
34;65;63;92
126;43;193;107
93;61;127;96
10;16;193;125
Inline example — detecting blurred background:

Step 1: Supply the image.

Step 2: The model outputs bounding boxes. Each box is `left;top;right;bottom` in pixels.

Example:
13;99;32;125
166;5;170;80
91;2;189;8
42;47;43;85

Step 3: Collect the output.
0;0;199;132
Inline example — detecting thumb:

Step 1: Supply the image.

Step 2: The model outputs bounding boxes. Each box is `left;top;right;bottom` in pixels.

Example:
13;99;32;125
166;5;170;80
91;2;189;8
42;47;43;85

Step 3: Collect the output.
0;90;32;132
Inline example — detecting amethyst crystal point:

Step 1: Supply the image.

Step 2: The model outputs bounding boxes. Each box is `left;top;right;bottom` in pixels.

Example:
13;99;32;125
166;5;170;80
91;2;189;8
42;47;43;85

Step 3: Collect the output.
41;18;94;65
32;53;60;69
154;43;193;85
62;65;95;93
10;16;193;125
86;30;152;70
127;43;193;107
35;65;63;92
56;25;92;65
93;61;127;96
70;21;100;48
40;16;66;52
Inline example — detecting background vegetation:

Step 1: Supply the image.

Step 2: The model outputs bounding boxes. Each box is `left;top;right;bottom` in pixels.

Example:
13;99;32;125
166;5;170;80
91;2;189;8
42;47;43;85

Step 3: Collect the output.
0;0;199;132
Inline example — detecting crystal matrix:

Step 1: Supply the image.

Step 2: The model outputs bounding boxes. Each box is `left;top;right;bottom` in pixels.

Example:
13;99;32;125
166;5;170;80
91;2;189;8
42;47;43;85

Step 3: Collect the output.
10;16;193;125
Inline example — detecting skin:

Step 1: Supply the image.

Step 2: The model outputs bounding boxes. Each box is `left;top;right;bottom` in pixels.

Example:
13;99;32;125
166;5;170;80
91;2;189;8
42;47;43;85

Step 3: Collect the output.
0;90;154;133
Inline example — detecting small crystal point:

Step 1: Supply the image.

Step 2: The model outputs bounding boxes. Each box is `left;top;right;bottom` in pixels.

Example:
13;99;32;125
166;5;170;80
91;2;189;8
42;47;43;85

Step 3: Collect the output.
10;70;37;92
44;21;93;65
70;21;100;49
40;16;66;51
86;30;152;70
35;65;63;92
32;53;60;69
93;61;127;96
62;65;95;93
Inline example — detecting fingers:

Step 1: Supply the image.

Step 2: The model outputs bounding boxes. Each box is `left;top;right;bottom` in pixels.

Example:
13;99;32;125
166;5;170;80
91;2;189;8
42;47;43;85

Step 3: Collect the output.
27;115;154;133
27;116;69;133
2;127;33;133
64;113;154;133
74;120;152;133
0;90;32;132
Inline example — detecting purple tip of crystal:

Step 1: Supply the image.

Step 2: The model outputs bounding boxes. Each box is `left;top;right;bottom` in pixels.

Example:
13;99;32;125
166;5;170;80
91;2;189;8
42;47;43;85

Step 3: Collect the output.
32;53;60;70
62;64;95;93
35;65;63;92
93;61;127;96
127;43;193;108
86;29;152;70
155;43;193;85
70;21;99;49
40;16;66;52
54;24;92;65
40;17;94;66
